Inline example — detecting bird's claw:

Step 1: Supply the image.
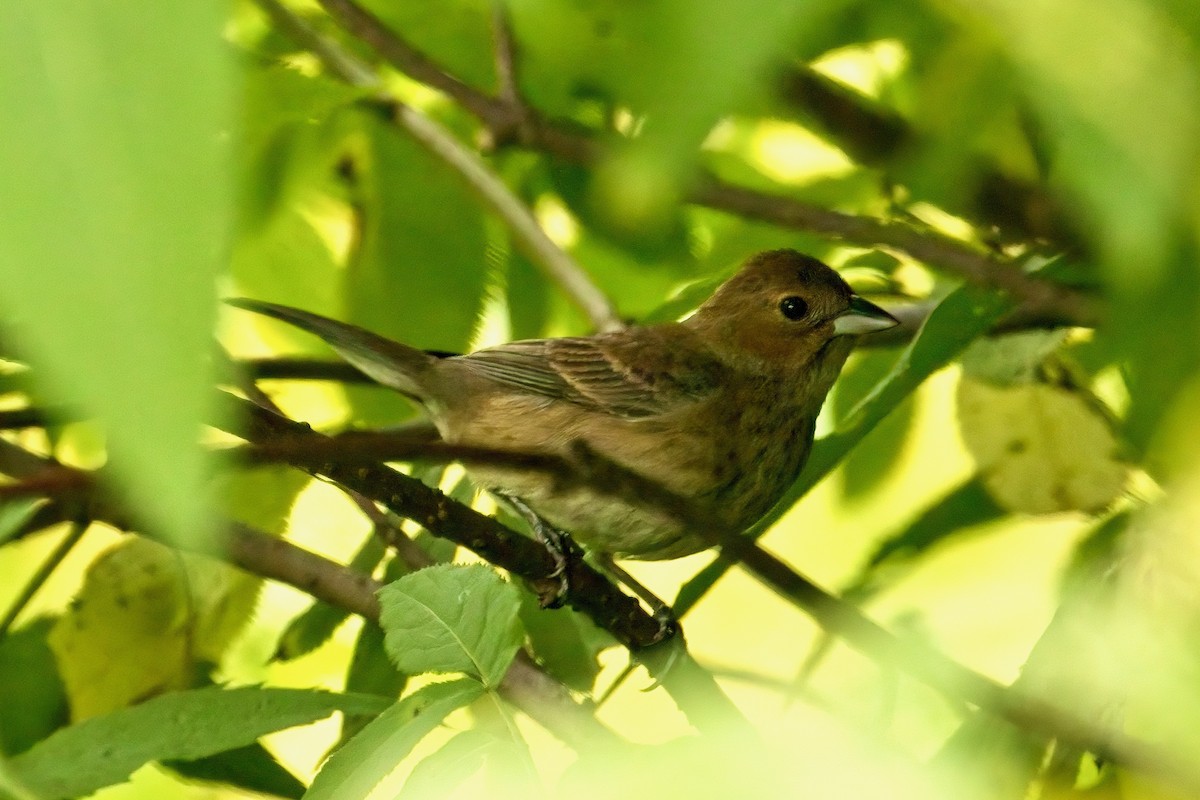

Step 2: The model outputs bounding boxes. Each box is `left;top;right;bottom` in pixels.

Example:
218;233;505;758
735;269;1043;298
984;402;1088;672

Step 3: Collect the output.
498;491;576;608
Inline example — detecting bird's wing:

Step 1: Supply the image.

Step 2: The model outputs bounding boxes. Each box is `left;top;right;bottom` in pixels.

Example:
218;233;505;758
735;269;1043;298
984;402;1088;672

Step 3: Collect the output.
453;328;725;419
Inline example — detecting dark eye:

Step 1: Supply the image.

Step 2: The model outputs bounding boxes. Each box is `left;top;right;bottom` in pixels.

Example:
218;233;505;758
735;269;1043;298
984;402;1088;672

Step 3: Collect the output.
778;296;808;321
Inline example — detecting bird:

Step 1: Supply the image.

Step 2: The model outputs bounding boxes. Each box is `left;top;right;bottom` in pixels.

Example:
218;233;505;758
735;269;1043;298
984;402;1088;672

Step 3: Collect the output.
229;249;896;612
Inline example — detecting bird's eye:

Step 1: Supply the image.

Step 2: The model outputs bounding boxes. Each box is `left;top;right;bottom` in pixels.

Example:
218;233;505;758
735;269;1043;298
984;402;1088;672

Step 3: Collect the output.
778;296;809;321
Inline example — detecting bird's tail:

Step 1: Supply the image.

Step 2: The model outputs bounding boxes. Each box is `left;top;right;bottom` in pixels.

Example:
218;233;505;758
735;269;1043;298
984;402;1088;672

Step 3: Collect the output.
226;298;438;402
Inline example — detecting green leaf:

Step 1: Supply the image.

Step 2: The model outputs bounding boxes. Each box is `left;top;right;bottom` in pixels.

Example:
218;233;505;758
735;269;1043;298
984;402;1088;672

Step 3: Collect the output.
0;618;68;757
304;679;484;800
862;477;1004;575
215;465;310;533
675;282;1016;613
0;1;231;547
832;348;916;501
8;687;390;800
237;63;360;232
162;741;305;800
378;564;523;688
592;0;854;232
396;729;491;800
229;208;345;330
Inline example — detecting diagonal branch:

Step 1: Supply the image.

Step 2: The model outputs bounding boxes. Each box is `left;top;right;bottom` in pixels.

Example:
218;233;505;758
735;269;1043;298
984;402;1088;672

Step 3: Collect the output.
218;391;667;648
0;436;620;750
257;0;622;332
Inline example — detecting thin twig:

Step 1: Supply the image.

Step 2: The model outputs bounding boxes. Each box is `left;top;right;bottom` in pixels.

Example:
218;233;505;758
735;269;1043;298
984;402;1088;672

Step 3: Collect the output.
490;2;522;109
0;519;88;638
258;0;623;333
308;0;1100;326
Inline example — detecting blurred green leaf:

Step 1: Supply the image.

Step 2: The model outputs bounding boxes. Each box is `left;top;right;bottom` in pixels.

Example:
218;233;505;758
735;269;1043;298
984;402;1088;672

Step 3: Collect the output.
343;111;489;424
861;477;1003;576
832;348;916;502
304;679;484;800
362;0;495;93
959;330;1069;385
0;618;68;757
0;1;231;547
162;741;305;800
9;687;389;800
594;0;853;231
957;378;1128;513
338;618;408;745
396;729;491;800
215;465;309;533
378;564;523;688
238;63;360;232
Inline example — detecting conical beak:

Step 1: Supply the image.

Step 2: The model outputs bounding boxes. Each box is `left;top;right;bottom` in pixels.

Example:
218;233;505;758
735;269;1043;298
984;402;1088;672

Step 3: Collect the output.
832;295;899;336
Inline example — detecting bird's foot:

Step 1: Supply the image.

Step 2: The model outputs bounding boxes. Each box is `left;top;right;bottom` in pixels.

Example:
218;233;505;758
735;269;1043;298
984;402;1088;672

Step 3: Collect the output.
497;492;575;608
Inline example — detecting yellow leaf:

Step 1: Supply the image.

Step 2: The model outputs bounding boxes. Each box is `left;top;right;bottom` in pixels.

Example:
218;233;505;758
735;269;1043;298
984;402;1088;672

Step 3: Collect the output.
956;378;1128;513
48;537;259;720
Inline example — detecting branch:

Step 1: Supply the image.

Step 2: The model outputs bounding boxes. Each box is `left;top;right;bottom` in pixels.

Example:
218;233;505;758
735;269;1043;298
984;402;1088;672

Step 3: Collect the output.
0;436;621;750
217;391;667;648
219;521;618;749
687;178;1102;327
257;0;623;333
490;2;522;109
221;425;1200;789
775;66;1077;247
308;0;1101;327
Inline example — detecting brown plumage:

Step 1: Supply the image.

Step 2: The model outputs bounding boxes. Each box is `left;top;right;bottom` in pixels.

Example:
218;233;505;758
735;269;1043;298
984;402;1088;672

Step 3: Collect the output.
229;249;896;560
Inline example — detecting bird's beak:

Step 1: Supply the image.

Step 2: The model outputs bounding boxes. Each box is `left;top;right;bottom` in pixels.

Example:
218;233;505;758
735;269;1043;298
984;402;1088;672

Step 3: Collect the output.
832;295;899;336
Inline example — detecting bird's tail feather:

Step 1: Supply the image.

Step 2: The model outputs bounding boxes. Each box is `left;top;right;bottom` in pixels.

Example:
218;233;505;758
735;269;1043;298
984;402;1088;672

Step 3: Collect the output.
226;298;437;401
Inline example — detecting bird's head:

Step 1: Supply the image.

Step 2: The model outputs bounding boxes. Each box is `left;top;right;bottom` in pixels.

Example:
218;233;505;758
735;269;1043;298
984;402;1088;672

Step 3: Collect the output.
686;249;897;376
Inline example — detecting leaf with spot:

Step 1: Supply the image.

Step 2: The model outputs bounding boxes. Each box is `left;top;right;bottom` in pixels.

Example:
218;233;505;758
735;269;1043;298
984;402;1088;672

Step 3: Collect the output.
957;379;1128;513
48;539;260;720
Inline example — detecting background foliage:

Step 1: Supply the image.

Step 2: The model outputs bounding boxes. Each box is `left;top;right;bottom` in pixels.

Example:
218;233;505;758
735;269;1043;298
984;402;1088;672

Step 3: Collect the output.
2;0;1200;797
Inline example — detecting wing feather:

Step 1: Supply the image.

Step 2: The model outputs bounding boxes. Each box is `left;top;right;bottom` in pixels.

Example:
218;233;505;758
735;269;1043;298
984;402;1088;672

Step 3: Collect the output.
452;328;724;419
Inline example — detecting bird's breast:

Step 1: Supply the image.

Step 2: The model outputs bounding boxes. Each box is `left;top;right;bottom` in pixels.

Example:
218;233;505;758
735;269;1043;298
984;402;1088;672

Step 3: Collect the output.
437;381;816;560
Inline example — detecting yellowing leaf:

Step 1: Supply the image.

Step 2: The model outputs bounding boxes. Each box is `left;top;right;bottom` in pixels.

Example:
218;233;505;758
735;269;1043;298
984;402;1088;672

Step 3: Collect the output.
956;378;1128;513
48;538;259;720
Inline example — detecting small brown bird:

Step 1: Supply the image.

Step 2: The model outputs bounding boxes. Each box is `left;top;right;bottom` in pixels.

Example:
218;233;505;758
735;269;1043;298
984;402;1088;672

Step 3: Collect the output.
231;249;895;574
